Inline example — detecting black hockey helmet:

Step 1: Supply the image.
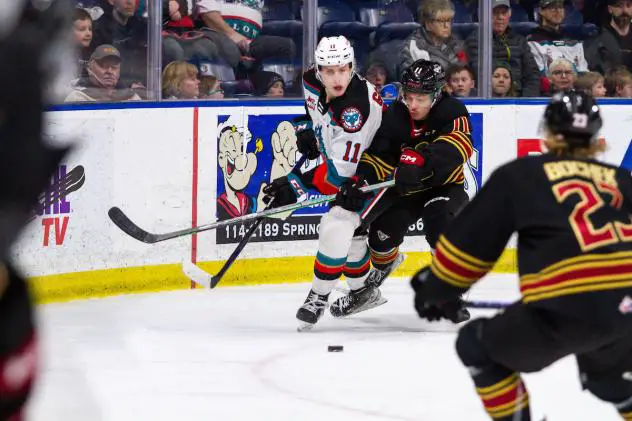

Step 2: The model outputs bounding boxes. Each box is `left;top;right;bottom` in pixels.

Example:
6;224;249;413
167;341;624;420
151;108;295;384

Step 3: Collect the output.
543;90;603;147
400;59;447;95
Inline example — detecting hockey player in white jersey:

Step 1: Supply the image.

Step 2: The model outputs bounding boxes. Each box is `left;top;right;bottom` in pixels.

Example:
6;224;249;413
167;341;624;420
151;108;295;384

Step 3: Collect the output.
262;36;385;329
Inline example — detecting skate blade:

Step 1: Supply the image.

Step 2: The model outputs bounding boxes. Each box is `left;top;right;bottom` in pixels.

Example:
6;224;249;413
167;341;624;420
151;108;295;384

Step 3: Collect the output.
341;295;389;317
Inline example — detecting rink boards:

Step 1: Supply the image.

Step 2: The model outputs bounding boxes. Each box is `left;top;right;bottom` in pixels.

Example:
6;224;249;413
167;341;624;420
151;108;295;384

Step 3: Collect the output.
18;99;632;303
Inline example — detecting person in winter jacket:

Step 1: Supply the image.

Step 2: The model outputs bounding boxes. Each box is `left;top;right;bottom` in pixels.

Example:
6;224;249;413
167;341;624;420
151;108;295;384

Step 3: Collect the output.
465;0;540;96
399;0;467;78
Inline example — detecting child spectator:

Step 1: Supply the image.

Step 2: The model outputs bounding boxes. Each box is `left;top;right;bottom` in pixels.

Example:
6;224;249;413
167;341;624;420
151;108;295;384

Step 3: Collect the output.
575;71;607;97
198;62;225;99
253;71;285;97
446;62;477;97
365;62;390;93
162;61;200;99
545;58;577;94
73;8;93;78
491;61;515;97
605;67;632;97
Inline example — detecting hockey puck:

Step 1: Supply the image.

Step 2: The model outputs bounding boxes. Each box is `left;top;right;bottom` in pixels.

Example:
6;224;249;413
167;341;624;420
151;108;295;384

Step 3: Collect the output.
328;345;344;352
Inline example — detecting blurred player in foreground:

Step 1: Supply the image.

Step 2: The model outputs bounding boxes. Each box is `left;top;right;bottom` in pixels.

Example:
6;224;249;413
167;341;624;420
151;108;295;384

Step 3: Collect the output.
0;1;74;419
411;91;632;420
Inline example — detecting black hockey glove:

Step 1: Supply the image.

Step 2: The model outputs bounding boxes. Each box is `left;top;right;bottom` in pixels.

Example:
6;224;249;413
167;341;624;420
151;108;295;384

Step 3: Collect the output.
296;128;320;160
394;147;433;195
334;176;370;212
410;267;470;324
262;176;298;208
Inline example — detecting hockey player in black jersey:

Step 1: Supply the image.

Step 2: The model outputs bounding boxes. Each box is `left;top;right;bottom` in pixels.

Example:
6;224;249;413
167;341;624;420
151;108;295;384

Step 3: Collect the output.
411;91;632;420
0;1;74;419
329;59;473;317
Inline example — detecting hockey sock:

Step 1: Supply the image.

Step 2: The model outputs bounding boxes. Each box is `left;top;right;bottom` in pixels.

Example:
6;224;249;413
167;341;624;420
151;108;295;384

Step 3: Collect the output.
370;247;399;271
473;368;530;420
344;249;371;291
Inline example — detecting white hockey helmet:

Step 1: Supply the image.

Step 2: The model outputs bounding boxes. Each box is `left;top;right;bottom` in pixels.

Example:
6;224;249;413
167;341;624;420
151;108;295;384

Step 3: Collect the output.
314;36;356;80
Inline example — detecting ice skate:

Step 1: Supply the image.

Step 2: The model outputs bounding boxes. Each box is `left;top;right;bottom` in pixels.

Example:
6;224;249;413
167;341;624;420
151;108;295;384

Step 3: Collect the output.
330;285;386;317
296;290;329;331
366;252;405;288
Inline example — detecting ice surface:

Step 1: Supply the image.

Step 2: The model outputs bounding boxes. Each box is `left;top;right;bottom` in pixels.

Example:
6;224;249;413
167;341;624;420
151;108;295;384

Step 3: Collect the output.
27;274;621;420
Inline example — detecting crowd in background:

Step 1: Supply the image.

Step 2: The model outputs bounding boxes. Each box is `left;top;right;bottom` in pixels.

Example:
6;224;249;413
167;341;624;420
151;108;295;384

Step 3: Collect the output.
65;0;632;102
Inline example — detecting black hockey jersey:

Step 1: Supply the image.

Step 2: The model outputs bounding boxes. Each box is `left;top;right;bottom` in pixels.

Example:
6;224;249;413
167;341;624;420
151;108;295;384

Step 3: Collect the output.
356;94;473;188
424;153;632;324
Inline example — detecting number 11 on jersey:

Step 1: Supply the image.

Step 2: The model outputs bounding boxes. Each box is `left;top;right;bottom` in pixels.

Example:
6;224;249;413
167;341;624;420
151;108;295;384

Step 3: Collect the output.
343;141;361;163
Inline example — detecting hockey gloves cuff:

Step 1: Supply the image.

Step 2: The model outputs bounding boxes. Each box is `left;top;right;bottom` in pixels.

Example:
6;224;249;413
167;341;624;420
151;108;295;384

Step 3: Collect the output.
262;176;299;208
334;175;369;212
410;267;470;324
394;148;433;195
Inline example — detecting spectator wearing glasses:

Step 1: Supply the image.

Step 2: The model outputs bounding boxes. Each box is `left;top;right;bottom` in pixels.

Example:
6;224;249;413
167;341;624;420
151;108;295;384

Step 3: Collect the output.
399;0;467;78
527;0;589;79
545;58;577;95
198;62;225;99
465;0;540;97
585;0;632;75
65;44;142;102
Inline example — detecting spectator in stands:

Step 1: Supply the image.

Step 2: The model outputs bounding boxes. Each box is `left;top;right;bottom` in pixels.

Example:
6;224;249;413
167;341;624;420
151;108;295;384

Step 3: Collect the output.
162;0;220;64
64;45;142;102
465;0;540;97
162;61;201;99
492;61;516;97
545;58;577;94
527;0;589;79
253;71;285;97
575;71;607;96
364;62;390;93
446;62;477;97
399;0;467;78
584;0;632;75
73;7;93;78
198;62;225;99
92;0;148;86
605;66;632;96
196;0;295;70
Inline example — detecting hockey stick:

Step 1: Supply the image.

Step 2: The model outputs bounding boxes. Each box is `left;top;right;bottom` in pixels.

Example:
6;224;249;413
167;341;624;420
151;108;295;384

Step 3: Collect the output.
464;300;510;309
200;156;310;288
109;179;395;244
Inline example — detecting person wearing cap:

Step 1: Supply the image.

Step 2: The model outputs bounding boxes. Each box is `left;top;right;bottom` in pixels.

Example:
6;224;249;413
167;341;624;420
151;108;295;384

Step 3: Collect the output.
64;44;142;102
584;0;632;75
465;0;540;96
197;62;225;99
252;71;284;97
527;0;589;79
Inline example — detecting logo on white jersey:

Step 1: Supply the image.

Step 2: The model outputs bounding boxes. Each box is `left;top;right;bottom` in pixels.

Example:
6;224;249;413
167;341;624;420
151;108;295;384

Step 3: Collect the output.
306;97;316;110
340;106;363;132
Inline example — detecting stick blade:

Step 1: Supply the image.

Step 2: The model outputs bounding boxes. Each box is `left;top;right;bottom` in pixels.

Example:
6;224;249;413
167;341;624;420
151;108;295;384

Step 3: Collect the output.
181;260;213;288
108;207;157;243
